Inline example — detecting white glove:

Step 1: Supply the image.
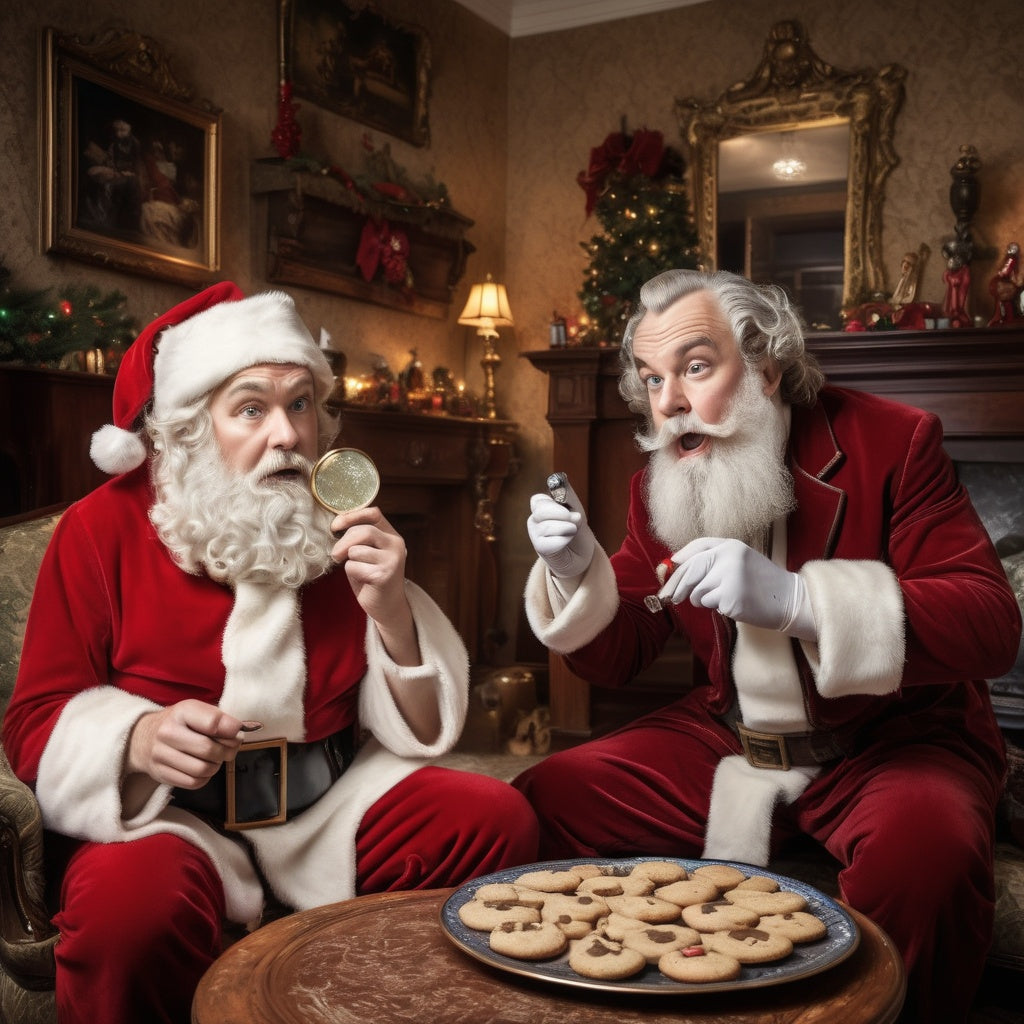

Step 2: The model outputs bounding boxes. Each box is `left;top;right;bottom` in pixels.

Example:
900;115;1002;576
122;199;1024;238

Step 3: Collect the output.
526;475;596;579
658;537;816;640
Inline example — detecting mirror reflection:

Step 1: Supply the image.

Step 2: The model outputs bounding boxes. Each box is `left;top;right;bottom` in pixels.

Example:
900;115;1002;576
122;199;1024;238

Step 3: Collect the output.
717;123;850;328
676;20;907;328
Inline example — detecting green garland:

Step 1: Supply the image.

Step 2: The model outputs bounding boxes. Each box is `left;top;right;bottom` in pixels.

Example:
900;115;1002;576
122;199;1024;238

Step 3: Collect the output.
0;259;136;367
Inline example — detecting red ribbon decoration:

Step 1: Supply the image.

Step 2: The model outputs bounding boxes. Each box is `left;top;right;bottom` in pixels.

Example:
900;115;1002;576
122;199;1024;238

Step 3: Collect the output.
357;218;410;286
271;81;302;159
576;129;667;216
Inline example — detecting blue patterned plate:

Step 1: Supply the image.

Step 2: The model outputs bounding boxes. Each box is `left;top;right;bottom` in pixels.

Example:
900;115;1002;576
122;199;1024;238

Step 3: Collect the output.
440;856;859;995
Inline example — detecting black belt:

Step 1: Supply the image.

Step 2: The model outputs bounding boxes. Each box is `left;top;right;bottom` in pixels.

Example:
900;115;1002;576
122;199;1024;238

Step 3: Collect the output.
722;708;846;770
171;725;356;831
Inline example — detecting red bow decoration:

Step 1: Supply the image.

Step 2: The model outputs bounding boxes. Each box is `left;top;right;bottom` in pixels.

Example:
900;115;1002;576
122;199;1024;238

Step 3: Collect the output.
357;218;410;286
577;129;666;216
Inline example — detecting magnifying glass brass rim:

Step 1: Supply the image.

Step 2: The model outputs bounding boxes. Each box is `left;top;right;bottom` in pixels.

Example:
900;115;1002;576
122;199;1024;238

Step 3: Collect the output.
310;447;381;514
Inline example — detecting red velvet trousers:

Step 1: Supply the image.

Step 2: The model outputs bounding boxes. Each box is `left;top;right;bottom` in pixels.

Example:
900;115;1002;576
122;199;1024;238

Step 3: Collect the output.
49;767;539;1024
511;696;1002;1024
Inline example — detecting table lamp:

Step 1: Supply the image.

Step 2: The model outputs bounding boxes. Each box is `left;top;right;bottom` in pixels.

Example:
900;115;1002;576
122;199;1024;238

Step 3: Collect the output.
458;274;514;419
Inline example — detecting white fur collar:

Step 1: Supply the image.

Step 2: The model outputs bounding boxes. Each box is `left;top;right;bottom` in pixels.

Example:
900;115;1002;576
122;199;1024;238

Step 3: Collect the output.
220;582;307;739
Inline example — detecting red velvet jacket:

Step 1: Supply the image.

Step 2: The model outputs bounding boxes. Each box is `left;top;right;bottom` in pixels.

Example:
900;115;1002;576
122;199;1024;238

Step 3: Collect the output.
4;466;365;782
563;386;1020;779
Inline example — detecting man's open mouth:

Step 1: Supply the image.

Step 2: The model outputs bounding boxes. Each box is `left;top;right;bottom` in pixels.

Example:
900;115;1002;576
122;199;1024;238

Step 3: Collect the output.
266;468;302;482
677;432;707;456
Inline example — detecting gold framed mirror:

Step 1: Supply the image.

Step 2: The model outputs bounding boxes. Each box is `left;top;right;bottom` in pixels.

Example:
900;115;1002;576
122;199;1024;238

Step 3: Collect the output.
676;20;906;321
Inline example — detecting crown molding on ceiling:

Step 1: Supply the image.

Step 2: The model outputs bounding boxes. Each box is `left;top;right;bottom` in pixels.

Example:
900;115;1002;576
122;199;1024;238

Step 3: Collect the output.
454;0;707;38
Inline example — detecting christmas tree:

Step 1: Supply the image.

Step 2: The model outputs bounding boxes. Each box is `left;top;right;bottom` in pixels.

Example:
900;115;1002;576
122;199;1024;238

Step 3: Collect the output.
576;128;700;346
0;256;136;368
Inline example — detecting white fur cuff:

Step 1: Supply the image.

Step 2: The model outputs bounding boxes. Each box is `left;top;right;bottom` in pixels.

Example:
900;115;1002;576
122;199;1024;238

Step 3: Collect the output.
36;687;164;839
800;559;905;698
523;546;619;655
359;581;468;756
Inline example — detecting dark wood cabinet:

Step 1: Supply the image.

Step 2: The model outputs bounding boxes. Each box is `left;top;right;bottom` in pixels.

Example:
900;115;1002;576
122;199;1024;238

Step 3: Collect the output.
337;407;517;664
0;364;515;664
0;365;113;516
525;325;1024;738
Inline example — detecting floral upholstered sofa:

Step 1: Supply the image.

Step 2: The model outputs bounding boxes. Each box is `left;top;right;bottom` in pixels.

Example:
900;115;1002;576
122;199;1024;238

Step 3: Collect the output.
1;507;1023;1022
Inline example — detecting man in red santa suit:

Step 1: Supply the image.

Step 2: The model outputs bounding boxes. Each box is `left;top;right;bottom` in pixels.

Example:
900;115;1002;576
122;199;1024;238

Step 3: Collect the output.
514;269;1020;1022
3;282;539;1024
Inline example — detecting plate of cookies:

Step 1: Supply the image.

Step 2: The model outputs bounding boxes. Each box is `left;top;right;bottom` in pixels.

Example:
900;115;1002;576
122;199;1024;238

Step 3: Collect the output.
440;856;859;994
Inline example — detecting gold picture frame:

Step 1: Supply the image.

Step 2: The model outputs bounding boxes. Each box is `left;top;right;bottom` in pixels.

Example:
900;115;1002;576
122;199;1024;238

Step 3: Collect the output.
283;0;431;148
39;26;221;287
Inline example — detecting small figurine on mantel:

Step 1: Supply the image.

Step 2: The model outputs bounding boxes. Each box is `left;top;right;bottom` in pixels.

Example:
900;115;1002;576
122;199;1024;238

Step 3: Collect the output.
399;348;425;393
549;311;568;348
988;242;1023;326
942;244;972;328
938;144;981;329
890;243;932;328
890;246;927;309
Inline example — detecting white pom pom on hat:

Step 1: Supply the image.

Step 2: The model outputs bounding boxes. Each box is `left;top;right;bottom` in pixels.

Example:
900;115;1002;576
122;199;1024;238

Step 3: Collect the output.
89;423;149;476
90;281;336;475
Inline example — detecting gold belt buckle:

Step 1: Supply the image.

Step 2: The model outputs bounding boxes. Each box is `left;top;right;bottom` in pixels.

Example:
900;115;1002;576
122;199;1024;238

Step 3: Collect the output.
224;737;288;831
737;723;791;771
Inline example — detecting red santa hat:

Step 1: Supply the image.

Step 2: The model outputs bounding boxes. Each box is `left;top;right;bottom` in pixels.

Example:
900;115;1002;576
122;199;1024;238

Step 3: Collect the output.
90;282;337;475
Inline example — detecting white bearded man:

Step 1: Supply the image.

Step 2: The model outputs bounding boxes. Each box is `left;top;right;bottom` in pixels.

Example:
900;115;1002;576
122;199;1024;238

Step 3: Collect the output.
3;282;539;1024
512;269;1021;1022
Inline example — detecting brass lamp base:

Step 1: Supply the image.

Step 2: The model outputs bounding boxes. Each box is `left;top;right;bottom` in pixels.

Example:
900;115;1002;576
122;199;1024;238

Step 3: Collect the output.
479;329;501;419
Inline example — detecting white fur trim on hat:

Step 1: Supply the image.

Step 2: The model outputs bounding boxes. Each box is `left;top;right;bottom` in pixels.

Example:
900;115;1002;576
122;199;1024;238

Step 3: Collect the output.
90;423;148;475
152;290;335;419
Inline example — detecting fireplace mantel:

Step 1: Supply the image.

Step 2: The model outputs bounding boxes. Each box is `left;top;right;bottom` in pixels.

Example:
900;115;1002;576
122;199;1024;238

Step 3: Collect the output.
804;326;1024;461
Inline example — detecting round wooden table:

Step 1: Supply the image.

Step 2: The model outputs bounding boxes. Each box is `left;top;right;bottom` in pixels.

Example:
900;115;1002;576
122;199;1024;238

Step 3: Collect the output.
192;888;906;1023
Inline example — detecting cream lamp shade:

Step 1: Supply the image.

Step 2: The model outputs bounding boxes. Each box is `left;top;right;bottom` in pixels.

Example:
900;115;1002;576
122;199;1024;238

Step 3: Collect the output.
458;274;514;419
458;276;514;337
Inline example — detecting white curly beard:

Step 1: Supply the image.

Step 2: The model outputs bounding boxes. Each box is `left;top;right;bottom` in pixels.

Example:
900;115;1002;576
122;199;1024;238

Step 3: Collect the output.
642;368;795;552
150;444;337;588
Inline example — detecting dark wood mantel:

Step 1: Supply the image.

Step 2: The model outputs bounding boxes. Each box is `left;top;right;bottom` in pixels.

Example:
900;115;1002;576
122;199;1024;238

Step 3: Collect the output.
524;324;1024;737
804;326;1024;461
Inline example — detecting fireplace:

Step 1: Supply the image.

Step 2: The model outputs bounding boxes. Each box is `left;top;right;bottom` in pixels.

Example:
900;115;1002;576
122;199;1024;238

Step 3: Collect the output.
958;461;1024;733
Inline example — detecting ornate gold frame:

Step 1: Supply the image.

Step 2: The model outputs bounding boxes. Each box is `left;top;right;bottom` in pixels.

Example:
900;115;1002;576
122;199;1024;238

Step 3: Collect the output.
675;20;906;308
282;0;432;148
39;26;221;287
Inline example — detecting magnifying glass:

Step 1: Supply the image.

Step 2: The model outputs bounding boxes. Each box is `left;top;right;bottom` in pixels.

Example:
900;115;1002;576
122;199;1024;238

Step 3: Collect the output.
310;448;381;514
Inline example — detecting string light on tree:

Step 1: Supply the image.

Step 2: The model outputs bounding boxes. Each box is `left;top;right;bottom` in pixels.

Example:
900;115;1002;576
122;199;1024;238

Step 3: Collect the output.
0;256;136;368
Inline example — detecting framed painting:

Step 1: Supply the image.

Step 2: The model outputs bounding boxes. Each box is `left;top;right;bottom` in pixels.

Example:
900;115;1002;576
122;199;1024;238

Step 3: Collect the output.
283;0;431;147
39;27;221;287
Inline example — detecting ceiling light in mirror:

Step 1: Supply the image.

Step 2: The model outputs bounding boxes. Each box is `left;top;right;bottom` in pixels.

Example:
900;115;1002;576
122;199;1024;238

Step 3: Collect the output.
718;124;849;193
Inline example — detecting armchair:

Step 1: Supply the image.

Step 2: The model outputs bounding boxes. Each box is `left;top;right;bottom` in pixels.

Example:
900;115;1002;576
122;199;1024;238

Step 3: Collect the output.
0;508;61;1023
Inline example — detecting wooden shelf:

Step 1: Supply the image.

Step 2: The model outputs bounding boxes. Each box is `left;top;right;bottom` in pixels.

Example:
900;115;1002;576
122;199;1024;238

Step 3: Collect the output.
804;325;1024;460
251;160;475;319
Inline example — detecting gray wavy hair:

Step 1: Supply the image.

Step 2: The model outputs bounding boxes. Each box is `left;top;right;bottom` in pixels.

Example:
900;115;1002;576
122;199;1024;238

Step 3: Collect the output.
618;269;824;418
